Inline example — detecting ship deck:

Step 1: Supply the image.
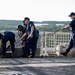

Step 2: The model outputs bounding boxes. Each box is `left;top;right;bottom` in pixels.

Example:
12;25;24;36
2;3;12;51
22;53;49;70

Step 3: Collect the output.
0;57;75;75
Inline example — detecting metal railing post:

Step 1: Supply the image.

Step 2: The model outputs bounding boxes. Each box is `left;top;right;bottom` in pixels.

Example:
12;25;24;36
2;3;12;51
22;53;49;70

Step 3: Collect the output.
54;33;56;54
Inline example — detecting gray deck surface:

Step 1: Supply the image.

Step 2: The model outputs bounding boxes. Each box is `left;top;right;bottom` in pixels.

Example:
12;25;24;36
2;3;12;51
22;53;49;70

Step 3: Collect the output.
0;57;75;75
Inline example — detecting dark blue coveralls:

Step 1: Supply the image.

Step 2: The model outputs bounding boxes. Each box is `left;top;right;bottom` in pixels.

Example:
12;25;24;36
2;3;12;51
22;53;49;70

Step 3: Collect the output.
21;26;28;53
66;18;75;54
2;31;15;56
24;21;39;57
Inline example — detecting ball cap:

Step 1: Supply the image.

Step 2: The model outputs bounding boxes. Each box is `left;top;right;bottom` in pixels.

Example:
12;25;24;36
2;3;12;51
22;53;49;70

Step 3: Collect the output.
69;12;75;17
23;17;30;23
17;25;23;30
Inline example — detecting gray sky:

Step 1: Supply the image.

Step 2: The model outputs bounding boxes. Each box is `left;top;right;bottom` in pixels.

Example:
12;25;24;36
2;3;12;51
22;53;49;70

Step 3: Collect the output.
0;0;75;21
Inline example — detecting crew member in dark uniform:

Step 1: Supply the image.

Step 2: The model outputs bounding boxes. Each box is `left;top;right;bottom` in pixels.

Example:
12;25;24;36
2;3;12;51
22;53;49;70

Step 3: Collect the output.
61;12;75;56
17;25;27;54
0;31;15;57
20;17;39;57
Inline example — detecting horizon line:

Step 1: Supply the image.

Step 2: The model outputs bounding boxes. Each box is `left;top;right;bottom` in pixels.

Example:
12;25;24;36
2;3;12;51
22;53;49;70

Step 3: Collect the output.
0;19;71;22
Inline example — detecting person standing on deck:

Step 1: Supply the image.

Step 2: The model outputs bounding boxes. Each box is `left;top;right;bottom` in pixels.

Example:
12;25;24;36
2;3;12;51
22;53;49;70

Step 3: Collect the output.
20;17;39;57
61;12;75;56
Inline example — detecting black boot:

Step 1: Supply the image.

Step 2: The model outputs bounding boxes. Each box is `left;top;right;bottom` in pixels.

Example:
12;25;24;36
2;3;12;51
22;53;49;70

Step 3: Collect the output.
2;55;6;58
2;53;6;58
61;52;67;56
21;52;29;58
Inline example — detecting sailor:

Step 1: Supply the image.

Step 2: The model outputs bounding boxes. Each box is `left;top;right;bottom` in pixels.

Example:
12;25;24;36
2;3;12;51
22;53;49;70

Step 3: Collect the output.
20;17;39;57
61;12;75;56
17;25;27;56
0;31;15;57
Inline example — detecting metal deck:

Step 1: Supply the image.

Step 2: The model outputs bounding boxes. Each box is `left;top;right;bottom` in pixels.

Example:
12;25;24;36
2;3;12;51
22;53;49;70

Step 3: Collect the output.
0;57;75;75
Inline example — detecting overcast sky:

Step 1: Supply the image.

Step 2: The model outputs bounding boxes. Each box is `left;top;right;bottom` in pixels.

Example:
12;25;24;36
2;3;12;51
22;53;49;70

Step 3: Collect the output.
0;0;75;21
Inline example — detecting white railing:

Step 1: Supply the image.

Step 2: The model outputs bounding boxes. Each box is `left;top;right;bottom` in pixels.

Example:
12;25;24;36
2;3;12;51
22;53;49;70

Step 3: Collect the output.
39;32;70;56
0;31;71;56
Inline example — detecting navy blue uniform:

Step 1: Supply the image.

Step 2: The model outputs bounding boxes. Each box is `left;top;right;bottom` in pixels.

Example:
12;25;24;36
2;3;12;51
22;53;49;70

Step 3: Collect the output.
26;21;39;38
2;31;15;56
22;26;28;42
66;18;75;54
21;26;28;53
24;21;39;57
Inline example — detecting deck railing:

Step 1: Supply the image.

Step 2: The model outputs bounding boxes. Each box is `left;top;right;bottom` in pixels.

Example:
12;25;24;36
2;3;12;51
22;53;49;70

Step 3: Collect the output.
0;31;70;56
